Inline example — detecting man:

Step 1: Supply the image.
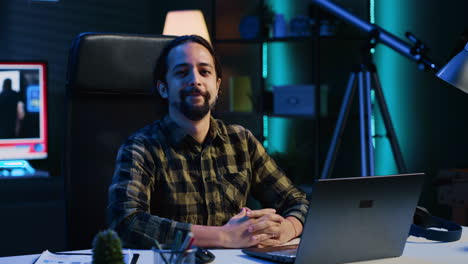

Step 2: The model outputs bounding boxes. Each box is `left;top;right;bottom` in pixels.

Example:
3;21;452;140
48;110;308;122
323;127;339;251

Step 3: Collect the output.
0;79;25;138
108;35;309;249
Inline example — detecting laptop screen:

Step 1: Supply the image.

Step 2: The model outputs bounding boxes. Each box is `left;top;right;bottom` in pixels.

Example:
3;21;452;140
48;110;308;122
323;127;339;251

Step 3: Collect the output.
243;173;425;264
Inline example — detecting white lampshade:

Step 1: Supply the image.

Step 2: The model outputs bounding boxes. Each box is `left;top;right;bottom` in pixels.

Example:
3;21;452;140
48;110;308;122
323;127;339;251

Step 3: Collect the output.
437;42;468;93
163;10;211;43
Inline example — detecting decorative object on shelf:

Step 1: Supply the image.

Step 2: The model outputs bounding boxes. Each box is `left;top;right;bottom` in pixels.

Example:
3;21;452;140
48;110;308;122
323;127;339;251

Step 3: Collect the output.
289;15;313;37
229;76;253;112
163;10;211;43
92;229;124;264
273;13;288;38
239;3;274;39
273;84;315;116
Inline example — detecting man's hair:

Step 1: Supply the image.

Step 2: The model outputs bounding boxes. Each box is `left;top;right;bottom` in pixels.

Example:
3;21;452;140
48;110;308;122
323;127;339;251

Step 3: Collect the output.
153;35;222;85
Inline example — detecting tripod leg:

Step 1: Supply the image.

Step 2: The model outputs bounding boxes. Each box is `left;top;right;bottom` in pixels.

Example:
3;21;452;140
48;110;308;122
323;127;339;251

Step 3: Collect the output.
358;71;368;176
371;70;407;173
321;72;358;179
364;71;375;176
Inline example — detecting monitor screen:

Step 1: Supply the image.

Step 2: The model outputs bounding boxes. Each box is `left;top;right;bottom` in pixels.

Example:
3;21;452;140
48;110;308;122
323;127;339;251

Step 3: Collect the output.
0;62;48;161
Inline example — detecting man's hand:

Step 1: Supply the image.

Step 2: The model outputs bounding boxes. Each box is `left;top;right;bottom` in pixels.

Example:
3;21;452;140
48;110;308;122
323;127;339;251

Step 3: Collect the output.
192;207;289;248
219;207;262;248
245;208;284;242
246;209;301;247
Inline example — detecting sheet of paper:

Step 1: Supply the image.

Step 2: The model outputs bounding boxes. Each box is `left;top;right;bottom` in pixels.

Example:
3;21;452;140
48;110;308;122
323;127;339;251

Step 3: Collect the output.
34;250;92;264
34;250;134;264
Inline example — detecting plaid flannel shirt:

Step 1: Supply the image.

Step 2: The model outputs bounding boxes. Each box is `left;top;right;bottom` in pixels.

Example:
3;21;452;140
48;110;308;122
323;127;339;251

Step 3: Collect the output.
108;115;309;248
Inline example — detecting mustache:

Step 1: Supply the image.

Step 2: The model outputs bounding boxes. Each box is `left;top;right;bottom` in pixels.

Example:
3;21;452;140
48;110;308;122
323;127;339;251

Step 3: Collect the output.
180;87;209;98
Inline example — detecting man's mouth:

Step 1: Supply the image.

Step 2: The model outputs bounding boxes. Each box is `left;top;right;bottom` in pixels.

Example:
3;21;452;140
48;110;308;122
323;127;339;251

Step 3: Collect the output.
185;93;204;104
180;88;210;105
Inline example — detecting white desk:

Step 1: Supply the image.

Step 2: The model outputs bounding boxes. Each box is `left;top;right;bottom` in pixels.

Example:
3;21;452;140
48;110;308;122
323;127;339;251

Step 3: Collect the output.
1;227;467;264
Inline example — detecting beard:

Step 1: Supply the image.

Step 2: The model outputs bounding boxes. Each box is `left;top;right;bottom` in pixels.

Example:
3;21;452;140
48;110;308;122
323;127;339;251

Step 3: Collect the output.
172;87;215;121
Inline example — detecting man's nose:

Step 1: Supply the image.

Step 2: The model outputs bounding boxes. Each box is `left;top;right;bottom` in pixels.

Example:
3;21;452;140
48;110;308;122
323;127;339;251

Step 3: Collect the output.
188;70;202;86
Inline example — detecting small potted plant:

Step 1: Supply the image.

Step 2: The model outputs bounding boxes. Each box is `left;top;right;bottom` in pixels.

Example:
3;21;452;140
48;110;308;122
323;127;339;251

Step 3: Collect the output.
92;229;124;264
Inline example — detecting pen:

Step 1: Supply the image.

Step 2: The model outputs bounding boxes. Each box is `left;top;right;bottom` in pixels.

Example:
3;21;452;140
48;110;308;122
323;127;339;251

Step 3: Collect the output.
178;232;193;252
174;232;194;264
185;237;195;251
153;238;170;264
170;230;183;263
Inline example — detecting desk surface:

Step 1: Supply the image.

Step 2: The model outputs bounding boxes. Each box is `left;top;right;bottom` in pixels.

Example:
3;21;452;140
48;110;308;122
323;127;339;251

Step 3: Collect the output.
1;227;467;264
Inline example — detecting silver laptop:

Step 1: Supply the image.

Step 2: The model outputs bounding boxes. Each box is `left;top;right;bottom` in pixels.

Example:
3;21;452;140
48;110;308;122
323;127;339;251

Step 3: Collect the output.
242;173;425;264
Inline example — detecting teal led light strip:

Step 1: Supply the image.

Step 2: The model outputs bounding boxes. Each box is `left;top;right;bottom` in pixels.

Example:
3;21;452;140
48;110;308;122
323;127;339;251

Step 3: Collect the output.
262;43;268;78
262;42;268;148
370;0;376;53
374;0;405;175
370;1;376;145
263;115;269;149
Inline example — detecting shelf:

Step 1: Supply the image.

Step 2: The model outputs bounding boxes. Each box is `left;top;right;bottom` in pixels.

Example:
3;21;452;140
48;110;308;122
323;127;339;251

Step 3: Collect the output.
214;35;365;44
215;36;315;43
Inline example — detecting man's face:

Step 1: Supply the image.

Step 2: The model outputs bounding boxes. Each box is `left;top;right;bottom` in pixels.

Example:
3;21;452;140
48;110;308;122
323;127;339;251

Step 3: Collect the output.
158;42;221;121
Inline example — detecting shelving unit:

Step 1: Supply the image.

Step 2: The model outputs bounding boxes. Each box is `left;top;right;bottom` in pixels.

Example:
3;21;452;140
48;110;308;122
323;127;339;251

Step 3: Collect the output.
210;0;370;183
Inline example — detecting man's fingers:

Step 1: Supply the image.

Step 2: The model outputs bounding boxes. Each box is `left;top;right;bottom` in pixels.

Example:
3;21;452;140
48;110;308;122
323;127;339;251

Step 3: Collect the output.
251;232;278;243
258;213;285;223
248;220;282;234
246;208;276;218
257;238;282;247
228;208;251;224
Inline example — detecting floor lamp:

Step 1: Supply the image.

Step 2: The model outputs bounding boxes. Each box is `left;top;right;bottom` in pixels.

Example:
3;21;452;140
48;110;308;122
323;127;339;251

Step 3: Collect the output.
310;0;443;179
162;10;211;43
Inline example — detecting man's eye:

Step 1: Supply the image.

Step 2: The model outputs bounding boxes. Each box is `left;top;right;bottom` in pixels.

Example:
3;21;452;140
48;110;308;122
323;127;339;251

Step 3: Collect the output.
175;70;186;76
201;70;211;75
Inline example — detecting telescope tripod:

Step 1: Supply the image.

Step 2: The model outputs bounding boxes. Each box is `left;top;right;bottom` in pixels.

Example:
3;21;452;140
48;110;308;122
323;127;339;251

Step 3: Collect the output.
320;61;407;179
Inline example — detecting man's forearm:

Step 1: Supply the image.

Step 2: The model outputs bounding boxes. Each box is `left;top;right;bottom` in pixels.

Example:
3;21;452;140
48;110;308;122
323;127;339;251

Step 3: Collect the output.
286;216;303;238
192;225;226;248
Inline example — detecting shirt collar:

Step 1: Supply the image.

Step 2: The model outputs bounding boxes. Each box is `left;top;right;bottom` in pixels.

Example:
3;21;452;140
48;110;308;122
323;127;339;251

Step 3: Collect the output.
161;115;226;146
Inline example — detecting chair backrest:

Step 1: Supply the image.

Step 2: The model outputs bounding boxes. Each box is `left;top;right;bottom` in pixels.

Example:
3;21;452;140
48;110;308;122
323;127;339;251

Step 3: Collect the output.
64;32;174;250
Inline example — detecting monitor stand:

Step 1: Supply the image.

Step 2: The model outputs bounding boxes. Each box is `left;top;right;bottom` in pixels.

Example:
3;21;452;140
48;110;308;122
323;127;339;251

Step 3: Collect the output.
0;160;37;177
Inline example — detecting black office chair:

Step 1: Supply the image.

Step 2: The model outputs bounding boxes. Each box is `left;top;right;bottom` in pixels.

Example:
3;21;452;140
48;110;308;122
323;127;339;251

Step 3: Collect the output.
63;33;174;250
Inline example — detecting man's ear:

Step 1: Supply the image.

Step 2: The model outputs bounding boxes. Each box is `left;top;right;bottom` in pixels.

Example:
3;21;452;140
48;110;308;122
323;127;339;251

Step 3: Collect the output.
156;80;168;98
216;78;222;91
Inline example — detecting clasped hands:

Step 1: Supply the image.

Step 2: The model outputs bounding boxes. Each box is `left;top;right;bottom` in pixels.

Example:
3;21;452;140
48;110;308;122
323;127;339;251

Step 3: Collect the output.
222;207;296;248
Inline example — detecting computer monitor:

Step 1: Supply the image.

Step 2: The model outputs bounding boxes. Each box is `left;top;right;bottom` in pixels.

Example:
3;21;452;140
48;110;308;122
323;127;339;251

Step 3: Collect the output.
0;62;48;175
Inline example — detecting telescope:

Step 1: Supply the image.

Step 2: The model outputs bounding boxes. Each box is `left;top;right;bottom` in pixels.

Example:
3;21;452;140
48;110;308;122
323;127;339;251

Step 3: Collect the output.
310;0;468;179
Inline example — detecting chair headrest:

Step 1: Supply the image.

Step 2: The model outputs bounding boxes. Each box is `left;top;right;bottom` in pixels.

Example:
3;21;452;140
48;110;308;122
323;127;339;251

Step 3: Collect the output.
66;32;175;94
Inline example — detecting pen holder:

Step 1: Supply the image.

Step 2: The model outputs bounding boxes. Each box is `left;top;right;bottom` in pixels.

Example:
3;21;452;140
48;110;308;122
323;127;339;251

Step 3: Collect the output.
152;246;196;264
